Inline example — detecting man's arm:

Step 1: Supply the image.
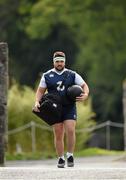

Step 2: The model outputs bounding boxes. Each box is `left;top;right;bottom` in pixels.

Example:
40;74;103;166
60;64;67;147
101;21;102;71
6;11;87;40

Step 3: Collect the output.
74;72;89;101
35;87;46;103
76;82;89;101
82;82;89;96
33;87;46;112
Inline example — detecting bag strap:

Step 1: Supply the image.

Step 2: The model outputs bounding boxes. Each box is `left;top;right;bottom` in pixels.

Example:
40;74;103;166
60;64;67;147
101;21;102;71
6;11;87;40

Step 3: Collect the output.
59;70;70;89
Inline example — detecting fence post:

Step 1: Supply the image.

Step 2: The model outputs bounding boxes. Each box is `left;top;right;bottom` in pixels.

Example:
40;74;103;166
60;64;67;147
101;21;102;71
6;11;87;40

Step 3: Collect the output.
123;79;126;151
31;121;36;152
0;42;8;166
106;121;110;150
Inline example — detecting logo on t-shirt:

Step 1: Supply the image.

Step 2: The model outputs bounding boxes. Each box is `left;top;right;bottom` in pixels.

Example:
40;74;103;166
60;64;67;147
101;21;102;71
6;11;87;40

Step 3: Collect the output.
49;74;54;77
57;81;65;91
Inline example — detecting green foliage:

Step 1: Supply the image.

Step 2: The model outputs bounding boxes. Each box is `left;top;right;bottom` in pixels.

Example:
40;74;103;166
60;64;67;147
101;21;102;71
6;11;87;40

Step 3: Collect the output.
8;83;54;153
76;100;95;150
6;151;56;160
72;1;126;122
75;147;124;157
24;0;126;122
8;83;95;153
6;148;124;161
26;0;60;39
8;83;35;128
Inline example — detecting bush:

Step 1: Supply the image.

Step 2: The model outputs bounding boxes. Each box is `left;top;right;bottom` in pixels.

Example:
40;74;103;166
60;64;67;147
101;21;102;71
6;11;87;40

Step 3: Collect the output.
75;99;95;150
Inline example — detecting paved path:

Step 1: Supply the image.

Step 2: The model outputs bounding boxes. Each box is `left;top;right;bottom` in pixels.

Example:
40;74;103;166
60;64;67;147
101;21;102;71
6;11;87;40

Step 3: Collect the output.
0;155;126;179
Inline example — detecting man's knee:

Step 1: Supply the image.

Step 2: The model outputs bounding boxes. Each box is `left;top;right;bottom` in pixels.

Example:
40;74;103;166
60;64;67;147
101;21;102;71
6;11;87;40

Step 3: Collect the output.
53;124;64;140
64;120;76;135
67;127;75;136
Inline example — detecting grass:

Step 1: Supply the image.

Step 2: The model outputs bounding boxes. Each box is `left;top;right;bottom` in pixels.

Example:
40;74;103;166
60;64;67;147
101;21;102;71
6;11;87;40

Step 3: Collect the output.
74;147;125;157
6;151;56;161
6;148;125;161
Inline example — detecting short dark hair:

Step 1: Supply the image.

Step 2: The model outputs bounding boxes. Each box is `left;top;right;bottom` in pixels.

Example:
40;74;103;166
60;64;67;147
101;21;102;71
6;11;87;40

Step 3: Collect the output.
53;51;65;58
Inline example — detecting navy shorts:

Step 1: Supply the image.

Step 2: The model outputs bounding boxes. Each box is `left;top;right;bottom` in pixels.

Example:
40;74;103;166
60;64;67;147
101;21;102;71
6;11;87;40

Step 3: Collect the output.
60;104;77;122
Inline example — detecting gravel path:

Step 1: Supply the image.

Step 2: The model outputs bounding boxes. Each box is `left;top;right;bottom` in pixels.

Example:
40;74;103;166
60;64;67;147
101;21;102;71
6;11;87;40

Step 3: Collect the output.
0;155;126;179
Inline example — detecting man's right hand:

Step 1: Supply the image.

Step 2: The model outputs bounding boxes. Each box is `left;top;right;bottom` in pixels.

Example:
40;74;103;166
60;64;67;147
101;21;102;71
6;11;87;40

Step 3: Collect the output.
33;101;40;112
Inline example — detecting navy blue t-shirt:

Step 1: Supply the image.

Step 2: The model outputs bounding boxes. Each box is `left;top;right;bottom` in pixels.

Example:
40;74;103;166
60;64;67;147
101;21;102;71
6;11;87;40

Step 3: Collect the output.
39;68;85;120
44;69;75;97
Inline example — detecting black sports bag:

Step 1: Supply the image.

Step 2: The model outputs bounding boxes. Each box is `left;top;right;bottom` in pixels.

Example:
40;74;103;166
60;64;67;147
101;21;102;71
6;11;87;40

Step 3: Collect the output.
32;93;62;126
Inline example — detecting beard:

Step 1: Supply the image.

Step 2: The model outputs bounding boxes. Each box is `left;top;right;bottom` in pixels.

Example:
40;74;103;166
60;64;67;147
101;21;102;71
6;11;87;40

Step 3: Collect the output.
55;66;65;71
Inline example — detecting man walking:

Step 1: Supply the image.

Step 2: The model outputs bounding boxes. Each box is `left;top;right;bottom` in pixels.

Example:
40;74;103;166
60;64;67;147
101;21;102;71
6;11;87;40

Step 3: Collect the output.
33;51;89;168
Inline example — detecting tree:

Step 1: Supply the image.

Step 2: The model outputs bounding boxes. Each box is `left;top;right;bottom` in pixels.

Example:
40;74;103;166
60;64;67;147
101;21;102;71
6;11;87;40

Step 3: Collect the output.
26;0;126;122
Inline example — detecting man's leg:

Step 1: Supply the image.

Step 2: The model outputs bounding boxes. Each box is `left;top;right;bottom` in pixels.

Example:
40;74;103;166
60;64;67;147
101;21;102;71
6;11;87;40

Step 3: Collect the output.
64;120;76;153
52;122;65;168
52;122;64;156
64;120;76;167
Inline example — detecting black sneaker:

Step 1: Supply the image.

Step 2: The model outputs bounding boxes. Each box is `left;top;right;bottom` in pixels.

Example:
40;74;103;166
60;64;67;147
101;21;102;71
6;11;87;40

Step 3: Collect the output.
57;158;65;168
67;156;74;167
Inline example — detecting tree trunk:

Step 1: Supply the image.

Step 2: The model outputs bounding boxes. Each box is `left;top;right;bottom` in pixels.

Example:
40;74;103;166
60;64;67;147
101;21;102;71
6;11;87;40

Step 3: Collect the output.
0;42;8;166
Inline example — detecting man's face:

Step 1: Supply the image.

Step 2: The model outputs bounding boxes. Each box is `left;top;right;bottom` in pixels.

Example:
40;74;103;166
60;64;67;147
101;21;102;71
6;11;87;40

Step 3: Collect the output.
53;60;65;71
